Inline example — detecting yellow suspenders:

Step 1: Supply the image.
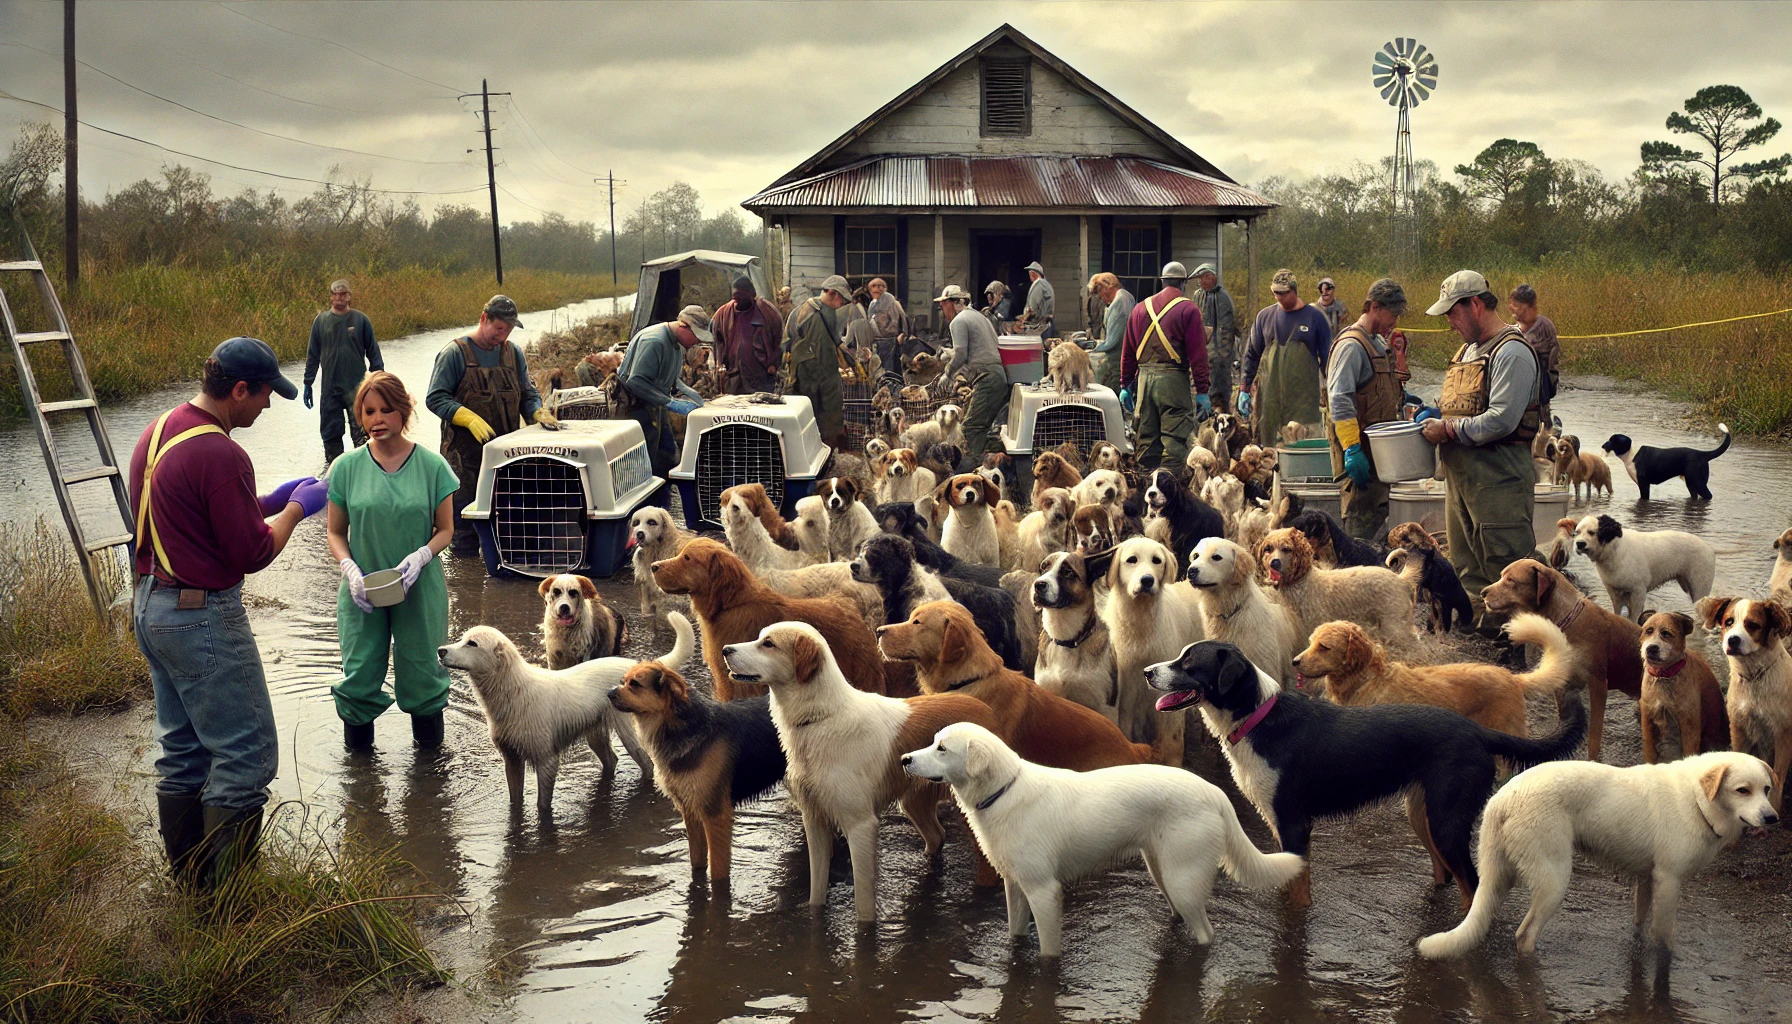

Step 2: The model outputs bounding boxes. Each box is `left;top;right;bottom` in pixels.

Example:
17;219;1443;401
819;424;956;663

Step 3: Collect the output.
1135;294;1191;362
135;410;225;580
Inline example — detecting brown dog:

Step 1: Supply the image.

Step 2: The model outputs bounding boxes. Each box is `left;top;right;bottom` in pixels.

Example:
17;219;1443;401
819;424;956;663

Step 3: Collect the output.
718;482;798;551
1697;596;1792;810
1385;521;1439;552
1481;558;1643;762
876;601;1151;769
651;538;889;700
1030;450;1083;509
1636;611;1730;763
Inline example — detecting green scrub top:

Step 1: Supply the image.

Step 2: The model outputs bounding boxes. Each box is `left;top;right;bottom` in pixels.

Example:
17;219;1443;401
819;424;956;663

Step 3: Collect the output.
327;443;460;587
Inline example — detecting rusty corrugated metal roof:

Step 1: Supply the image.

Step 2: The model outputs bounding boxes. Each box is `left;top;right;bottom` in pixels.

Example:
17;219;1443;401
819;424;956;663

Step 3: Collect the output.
742;156;1275;213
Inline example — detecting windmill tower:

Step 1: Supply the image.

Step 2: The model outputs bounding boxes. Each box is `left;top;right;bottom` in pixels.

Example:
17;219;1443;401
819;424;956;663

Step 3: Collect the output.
1373;38;1437;272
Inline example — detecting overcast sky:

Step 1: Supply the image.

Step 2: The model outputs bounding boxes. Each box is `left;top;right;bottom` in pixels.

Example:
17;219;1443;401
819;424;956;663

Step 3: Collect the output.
3;1;1789;226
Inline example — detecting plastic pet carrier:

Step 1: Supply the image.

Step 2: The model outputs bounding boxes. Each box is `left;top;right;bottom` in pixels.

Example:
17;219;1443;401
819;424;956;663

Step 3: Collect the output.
461;419;669;579
999;382;1130;460
546;385;613;421
669;394;831;530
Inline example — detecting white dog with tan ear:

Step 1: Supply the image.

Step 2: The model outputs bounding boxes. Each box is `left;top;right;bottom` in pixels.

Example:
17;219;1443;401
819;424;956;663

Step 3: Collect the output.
1418;751;1779;958
901;722;1303;957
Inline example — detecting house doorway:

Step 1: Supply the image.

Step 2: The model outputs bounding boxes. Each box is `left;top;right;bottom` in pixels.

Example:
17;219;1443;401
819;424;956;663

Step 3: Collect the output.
969;229;1041;322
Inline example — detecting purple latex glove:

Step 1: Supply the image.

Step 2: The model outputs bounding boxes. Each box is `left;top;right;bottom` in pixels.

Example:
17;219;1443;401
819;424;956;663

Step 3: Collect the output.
396;544;435;593
340;558;373;613
258;476;315;518
289;477;331;518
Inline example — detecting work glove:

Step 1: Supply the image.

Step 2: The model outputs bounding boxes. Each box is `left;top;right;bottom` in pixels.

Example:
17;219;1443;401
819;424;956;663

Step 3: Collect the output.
340;558;373;613
1343;443;1373;486
1413;405;1442;425
1236;389;1253;417
667;398;700;417
290;477;331;518
396;544;435;593
1196;393;1213;418
452;406;497;443
303;384;314;410
258;476;315;518
533;408;562;431
1118;388;1135;416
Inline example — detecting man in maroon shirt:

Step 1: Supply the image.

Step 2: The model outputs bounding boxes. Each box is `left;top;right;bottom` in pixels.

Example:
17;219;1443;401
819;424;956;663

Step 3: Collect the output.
1121;262;1210;469
130;336;329;890
711;276;783;394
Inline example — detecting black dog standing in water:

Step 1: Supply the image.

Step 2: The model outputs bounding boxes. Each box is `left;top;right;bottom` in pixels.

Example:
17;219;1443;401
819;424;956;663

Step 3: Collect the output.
1602;423;1730;501
1144;641;1587;908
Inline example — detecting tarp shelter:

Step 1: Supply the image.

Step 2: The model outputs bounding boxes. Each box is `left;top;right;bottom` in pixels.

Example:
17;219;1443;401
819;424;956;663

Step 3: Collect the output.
631;250;772;337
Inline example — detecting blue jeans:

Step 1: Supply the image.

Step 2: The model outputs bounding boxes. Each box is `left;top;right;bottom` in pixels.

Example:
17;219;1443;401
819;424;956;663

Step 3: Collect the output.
133;577;277;810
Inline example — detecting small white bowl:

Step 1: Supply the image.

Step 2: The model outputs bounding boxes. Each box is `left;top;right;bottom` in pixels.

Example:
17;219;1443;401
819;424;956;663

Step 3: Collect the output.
364;568;405;608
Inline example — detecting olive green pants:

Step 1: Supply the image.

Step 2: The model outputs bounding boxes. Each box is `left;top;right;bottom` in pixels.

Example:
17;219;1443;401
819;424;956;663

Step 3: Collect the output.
960;366;1010;459
1135;365;1194;470
1441;441;1537;629
1095;349;1122;392
1341;476;1391;545
793;354;845;443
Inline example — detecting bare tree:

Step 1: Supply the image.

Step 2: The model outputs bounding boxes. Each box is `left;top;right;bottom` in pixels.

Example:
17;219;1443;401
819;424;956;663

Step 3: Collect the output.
0;122;62;213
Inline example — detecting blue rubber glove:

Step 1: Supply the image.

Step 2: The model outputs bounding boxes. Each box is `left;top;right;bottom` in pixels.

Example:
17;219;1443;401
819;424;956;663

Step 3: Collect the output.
1403;392;1423;409
396;544;434;593
1237;389;1253;417
303;384;314;410
340;558;373;613
1413;405;1442;424
1196;392;1213;417
257;476;315;518
667;398;700;417
1343;443;1373;486
290;477;330;518
1118;388;1134;416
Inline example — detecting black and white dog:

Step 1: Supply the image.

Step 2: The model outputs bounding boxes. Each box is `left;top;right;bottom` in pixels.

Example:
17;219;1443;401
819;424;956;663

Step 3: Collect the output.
1140;468;1226;573
850;533;1024;671
1144;640;1587;908
1601;424;1730;501
874;501;1008;590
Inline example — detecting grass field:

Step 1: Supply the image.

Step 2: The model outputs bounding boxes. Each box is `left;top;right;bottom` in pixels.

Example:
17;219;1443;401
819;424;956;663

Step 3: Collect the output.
0;521;146;717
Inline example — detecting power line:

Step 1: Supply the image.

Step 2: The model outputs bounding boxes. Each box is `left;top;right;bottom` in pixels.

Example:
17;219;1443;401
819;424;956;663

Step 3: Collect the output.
0;37;349;115
506;97;605;178
212;1;467;96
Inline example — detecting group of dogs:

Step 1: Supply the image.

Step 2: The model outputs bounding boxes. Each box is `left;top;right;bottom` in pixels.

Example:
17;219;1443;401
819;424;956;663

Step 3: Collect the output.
429;413;1788;964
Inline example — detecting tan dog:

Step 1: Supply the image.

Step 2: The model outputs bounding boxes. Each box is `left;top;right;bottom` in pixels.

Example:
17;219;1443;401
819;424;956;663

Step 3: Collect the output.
1637;611;1730;762
1698;596;1792;810
720;481;797;551
1087;440;1122;472
1184;537;1300;687
1771;528;1792;609
877;601;1151;769
1257;528;1414;647
1099;537;1205;765
1048;340;1094;393
1030;450;1083;509
539;574;626;667
1015;487;1077;573
628;507;692;621
721;483;806;574
1566;449;1613;503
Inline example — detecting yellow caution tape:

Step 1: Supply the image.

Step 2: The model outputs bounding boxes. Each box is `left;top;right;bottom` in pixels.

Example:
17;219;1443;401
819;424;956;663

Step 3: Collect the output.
1399;306;1792;337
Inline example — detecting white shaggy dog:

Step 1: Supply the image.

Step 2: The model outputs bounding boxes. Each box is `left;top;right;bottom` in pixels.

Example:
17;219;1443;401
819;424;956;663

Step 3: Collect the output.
902;722;1304;956
940;473;1003;567
900;404;965;451
1418;752;1779;957
721;487;806;574
1185;537;1300;687
1014;487;1077;574
792;495;832;566
1073;468;1128;514
437;613;694;812
1573;514;1716;622
1100;537;1206;766
628;507;692;620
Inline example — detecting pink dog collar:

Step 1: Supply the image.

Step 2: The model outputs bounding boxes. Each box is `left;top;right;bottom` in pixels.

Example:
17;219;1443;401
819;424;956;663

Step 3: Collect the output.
1227;693;1278;745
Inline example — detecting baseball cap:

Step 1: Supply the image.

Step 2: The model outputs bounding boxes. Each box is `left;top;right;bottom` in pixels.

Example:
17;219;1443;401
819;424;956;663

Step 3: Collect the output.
1192;263;1218;278
676;304;715;343
1426;270;1492;316
1160;261;1189;281
483;294;524;328
1318;276;1336;290
1271;269;1297;294
211;336;298;400
819;275;852;297
1365;278;1408;315
934;284;974;303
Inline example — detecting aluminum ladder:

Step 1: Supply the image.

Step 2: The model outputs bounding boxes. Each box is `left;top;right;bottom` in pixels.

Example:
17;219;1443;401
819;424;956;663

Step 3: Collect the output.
0;226;135;617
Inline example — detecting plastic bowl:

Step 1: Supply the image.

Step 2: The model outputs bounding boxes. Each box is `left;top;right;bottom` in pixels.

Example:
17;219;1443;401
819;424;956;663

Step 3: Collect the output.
1365;420;1438;483
364;568;405;608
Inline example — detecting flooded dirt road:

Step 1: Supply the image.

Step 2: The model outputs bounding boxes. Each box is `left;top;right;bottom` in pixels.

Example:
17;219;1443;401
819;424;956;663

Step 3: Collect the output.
17;326;1792;1022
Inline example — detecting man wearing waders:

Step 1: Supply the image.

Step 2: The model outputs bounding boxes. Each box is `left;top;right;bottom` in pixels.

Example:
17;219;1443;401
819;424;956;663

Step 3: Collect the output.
1019;261;1055;337
1420;270;1545;633
424;295;559;556
936;284;1006;469
785;275;853;452
1192;264;1238;413
1241;269;1331;438
1328;279;1410;544
303;279;382;466
131;337;330;889
618;305;712;476
1120;262;1210;471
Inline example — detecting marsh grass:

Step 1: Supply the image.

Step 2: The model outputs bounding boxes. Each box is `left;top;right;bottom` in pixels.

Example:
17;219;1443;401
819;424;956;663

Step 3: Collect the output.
528;310;632;386
0;522;145;717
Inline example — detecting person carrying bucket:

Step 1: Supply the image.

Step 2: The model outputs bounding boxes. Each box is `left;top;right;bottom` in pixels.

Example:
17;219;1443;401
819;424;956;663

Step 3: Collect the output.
1240;269;1332;437
1120;262;1210;470
326;371;459;751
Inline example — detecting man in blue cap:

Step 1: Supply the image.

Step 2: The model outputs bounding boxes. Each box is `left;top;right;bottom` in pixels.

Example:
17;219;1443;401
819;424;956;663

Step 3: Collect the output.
130;337;331;891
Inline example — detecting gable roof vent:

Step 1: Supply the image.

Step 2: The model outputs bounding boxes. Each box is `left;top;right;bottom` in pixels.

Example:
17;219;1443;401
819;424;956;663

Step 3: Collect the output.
980;57;1032;138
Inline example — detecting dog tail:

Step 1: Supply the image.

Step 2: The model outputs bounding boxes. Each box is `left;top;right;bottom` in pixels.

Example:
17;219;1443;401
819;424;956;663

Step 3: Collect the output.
1478;691;1587;768
1505;613;1577;696
661;612;695;673
1702;423;1731;460
1417;799;1513;958
1388;548;1425;600
1219;796;1307;892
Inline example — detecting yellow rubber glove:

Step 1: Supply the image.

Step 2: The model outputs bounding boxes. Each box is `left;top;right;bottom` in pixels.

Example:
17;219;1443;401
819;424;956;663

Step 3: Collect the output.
1333;416;1362;450
533;408;561;430
452;406;497;443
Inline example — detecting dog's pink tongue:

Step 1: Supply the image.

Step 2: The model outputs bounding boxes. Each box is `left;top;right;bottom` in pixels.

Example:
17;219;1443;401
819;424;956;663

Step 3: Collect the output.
1154;692;1190;712
556;613;577;625
1267;568;1283;583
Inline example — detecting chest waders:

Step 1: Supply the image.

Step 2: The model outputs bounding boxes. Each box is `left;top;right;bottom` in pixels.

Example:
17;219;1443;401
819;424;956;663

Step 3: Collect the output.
1254;324;1324;440
1327;328;1406;541
442;337;521;553
1134;294;1195;469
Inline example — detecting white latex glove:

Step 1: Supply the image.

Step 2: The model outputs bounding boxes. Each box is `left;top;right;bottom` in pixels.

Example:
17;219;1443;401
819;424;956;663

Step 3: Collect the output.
396;544;435;593
341;558;373;613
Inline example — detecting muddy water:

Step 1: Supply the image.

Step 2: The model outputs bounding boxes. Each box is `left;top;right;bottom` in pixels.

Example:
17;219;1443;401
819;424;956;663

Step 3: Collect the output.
20;332;1792;1021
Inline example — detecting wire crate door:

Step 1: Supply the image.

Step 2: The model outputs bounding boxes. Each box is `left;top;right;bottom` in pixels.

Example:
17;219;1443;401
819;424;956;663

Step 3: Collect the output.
695;423;787;525
491;457;588;576
1031;403;1108;458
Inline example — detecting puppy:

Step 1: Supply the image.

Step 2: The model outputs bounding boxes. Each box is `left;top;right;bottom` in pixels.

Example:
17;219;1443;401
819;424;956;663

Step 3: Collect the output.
875;406;908;450
1145;640;1587;908
437;614;694;812
652;539;892;700
608;662;786;883
722;622;1000;922
1141;468;1226;572
1772;527;1792;608
816;476;879;561
540;574;627;667
939;473;1003;567
1073;469;1128;517
878;600;1149;768
902;722;1304;957
1100;537;1206;765
1014;487;1077;575
1565;449;1613;503
628;507;691;620
1029;450;1083;509
1071;504;1121;554
1419;753;1778;957
1482;559;1644;763
1603;424;1731;501
1047;339;1094;395
1573;514;1716;622
1637;611;1730;762
851;534;1024;672
1185;537;1300;687
1087;440;1122;473
1033;550;1118;721
976;452;1016;504
1697;596;1792;810
1387;545;1475;634
1257;528;1414;647
873;448;936;505
901;404;965;451
721;484;806;574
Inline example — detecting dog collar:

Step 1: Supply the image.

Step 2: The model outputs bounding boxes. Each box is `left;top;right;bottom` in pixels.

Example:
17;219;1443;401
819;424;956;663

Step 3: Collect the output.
1227;693;1278;745
941;675;981;692
1645;657;1687;679
1552;597;1588;632
975;775;1017;811
1050;613;1100;649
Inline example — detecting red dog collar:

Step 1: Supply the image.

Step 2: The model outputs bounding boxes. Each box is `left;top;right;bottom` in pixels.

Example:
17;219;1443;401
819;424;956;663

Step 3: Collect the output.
1228;693;1278;745
1645;657;1687;679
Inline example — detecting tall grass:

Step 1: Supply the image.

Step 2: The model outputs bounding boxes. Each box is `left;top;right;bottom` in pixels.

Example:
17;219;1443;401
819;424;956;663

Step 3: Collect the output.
1299;268;1792;436
0;522;145;718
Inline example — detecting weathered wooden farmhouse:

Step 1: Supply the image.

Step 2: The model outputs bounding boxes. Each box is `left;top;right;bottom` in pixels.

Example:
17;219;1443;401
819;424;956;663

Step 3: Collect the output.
742;24;1276;332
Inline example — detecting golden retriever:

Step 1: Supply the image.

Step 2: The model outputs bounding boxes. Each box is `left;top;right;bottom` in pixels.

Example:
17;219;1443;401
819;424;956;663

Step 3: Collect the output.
1257;528;1414;647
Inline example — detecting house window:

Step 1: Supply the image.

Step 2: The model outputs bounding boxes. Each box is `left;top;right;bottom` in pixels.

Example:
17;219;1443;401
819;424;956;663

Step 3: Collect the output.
1112;223;1160;302
844;225;897;285
980;57;1032;137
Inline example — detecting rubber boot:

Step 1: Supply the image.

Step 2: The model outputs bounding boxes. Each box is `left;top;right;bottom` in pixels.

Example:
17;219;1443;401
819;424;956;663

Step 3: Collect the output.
156;790;206;883
411;710;444;748
344;719;375;751
197;804;264;892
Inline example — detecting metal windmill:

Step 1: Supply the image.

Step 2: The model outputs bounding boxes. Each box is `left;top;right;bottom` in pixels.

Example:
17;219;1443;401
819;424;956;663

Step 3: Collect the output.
1373;38;1438;270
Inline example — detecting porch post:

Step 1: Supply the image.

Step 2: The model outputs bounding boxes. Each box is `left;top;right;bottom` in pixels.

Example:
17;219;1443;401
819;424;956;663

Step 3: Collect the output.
1078;215;1089;330
1246;218;1258;317
933;213;944;330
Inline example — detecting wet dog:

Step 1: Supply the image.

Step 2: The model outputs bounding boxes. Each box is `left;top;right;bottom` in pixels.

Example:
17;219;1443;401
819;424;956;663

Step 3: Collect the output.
1697;596;1792;811
1602;424;1730;501
540;574;627;667
1573;514;1716;622
1636;611;1730;762
851;534;1024;671
1185;537;1300;687
1033;550;1118;721
628;507;691;620
437;613;694;812
608;662;786;883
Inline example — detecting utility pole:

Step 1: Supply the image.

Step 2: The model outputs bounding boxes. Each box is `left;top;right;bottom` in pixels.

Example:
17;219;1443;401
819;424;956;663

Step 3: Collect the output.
460;79;510;285
63;0;77;294
607;171;617;286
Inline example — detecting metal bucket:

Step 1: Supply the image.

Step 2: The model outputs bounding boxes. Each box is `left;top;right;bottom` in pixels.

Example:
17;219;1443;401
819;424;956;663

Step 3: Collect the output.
1276;438;1333;481
1534;485;1570;545
1284;480;1341;521
1366;420;1437;483
1388;481;1447;535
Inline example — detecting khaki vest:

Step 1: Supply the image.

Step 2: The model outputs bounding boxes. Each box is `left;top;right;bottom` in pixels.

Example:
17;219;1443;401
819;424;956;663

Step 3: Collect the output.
1328;327;1405;473
1439;326;1542;445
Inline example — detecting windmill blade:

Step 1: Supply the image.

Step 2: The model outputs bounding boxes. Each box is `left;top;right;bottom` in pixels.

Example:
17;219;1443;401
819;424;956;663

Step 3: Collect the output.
1374;75;1396;90
1382;41;1402;60
1411;42;1432;66
1374;51;1398;70
1395;37;1416;58
1381;81;1401;104
1416;73;1437;92
1412;81;1433;103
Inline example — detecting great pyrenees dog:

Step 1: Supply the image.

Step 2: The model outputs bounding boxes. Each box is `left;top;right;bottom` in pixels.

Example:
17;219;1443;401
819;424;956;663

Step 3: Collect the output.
1572;514;1716;622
